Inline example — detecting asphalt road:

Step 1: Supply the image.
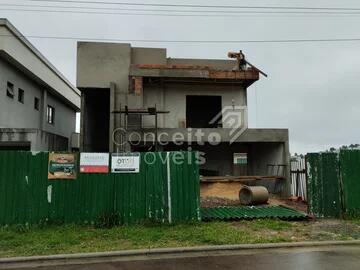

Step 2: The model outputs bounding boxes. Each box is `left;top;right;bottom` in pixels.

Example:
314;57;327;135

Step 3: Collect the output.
3;245;360;270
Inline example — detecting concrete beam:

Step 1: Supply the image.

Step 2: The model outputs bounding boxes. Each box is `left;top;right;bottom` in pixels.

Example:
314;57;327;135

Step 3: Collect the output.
123;128;288;143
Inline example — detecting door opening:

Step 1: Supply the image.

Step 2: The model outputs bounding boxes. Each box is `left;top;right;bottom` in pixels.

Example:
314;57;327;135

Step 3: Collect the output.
186;95;222;128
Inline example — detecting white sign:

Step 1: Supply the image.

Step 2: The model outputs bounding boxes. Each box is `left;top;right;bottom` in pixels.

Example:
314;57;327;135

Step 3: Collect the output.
80;153;109;173
111;153;140;173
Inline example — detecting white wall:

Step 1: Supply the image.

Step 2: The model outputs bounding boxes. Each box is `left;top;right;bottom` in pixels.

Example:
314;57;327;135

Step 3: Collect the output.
0;58;76;140
0;58;42;129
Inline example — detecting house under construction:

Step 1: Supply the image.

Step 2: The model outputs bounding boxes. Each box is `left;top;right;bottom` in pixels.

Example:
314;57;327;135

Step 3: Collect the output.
77;42;290;194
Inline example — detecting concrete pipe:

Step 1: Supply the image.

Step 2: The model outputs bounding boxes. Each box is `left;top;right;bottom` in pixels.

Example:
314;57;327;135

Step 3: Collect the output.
239;186;269;205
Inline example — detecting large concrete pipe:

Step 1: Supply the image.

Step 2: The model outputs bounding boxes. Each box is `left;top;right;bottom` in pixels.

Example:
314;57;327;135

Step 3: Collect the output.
239;186;269;205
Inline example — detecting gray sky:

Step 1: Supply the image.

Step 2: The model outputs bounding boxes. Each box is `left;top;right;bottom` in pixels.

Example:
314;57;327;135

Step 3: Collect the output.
1;0;360;154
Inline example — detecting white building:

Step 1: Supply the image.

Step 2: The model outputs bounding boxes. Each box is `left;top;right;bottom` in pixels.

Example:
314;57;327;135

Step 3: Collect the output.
0;19;80;151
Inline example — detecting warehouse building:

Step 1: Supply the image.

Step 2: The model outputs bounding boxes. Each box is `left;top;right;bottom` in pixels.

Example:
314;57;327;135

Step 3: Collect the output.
0;19;80;151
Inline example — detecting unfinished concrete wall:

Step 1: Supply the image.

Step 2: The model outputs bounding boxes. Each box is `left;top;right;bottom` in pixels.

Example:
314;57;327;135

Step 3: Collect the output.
142;83;247;128
167;58;237;70
163;142;250;176
77;43;250;131
248;142;290;195
131;47;167;65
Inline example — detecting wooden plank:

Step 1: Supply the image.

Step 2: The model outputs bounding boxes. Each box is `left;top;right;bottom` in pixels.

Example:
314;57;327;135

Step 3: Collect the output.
200;175;285;183
209;70;259;80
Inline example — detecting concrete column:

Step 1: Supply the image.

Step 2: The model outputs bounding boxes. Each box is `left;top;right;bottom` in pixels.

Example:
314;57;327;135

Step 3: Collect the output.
282;140;292;197
109;82;116;152
79;91;85;151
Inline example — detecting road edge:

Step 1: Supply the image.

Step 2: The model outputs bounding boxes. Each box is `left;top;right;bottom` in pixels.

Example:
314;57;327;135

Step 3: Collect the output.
1;240;360;264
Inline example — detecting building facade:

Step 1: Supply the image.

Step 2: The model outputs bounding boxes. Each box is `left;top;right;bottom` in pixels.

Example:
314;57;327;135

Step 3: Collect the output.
77;42;290;194
0;19;80;151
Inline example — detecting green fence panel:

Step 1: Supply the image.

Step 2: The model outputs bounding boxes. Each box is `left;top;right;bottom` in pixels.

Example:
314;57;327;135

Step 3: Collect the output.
169;152;200;223
340;149;360;217
306;152;341;218
0;151;200;225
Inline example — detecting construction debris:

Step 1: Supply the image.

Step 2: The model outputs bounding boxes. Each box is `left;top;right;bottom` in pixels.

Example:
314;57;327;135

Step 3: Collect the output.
239;186;269;205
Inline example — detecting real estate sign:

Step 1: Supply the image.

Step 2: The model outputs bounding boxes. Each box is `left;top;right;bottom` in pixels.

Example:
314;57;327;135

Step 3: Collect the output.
48;153;77;179
80;153;109;173
111;153;140;173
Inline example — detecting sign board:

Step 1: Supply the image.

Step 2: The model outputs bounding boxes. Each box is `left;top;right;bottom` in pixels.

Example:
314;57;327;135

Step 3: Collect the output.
48;153;77;179
111;153;140;173
80;153;109;173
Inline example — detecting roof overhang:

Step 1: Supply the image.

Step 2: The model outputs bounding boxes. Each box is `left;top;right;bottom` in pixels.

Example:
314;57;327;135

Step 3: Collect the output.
0;19;80;110
130;64;260;87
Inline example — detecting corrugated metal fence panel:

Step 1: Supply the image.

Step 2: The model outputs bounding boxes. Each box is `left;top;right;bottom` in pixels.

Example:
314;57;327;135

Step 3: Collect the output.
112;152;168;224
201;206;307;221
340;149;360;217
306;152;341;218
0;151;49;225
169;152;200;222
49;173;115;224
0;151;200;225
306;153;322;217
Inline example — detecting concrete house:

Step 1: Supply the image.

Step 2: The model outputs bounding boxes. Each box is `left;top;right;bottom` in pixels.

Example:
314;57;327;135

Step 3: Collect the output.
0;19;80;151
77;42;290;193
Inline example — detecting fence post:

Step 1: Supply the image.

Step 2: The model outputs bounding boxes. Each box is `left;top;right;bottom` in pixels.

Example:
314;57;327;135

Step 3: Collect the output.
166;152;172;223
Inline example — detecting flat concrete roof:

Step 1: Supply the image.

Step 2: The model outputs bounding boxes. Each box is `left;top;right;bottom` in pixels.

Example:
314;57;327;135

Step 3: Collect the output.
0;19;80;110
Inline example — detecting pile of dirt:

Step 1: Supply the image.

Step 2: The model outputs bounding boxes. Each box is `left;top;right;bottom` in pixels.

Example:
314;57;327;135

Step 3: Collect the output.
201;197;241;208
200;182;308;213
200;182;242;200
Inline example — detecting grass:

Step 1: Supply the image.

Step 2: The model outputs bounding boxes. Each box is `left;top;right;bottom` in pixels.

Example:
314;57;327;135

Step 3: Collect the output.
1;219;360;258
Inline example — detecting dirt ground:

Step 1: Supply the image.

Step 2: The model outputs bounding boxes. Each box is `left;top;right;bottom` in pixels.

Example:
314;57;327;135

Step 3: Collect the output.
200;182;307;212
199;182;360;242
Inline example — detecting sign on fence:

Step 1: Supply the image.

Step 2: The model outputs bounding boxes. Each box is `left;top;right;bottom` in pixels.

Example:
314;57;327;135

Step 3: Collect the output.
111;153;140;173
48;153;77;179
80;153;109;173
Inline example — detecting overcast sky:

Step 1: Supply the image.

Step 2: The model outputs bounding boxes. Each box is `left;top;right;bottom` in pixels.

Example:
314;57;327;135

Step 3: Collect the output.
1;0;360;154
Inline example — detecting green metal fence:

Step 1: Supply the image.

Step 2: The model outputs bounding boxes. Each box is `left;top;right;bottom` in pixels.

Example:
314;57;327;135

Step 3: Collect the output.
0;151;200;225
340;149;360;217
306;152;341;218
306;149;360;218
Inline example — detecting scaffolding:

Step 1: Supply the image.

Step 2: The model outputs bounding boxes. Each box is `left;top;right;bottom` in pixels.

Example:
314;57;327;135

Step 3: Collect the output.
112;105;170;151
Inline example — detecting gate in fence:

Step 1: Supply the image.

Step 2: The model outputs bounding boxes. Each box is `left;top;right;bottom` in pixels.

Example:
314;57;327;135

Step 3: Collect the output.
290;156;307;201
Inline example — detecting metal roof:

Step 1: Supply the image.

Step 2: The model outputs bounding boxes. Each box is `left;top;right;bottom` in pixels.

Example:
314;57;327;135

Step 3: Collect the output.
201;206;307;221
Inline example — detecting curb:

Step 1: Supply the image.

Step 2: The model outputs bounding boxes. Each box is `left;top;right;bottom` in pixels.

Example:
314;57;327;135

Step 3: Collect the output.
1;240;360;266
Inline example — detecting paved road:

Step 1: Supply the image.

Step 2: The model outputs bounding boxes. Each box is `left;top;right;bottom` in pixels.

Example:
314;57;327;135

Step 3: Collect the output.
3;245;360;270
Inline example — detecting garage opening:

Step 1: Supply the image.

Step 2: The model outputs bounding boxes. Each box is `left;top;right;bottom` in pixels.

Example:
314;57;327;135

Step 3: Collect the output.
0;142;30;151
82;88;110;152
186;95;222;128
